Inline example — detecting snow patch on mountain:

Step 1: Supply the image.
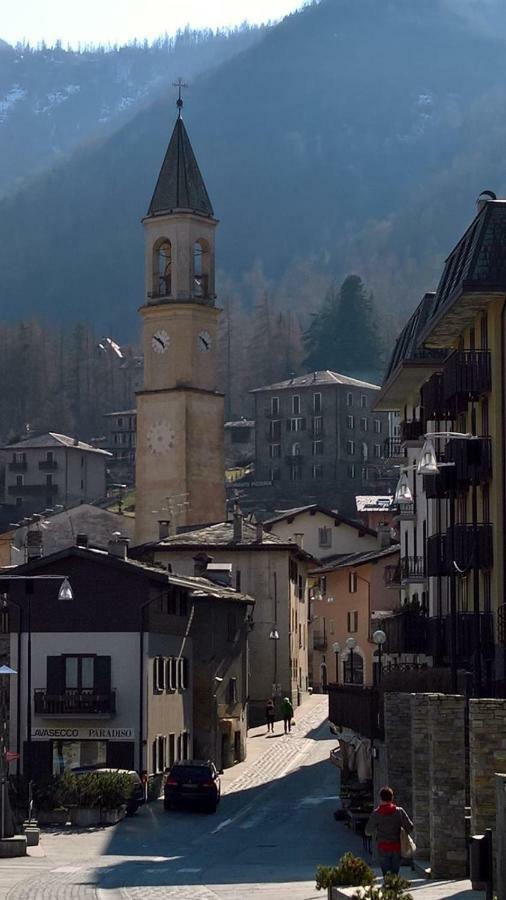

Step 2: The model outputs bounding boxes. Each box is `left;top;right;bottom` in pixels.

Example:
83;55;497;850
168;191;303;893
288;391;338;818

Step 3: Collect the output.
0;85;27;124
34;84;81;115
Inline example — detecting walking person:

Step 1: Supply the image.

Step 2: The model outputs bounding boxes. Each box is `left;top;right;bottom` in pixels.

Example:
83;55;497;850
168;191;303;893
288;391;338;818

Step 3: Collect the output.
281;696;294;733
265;698;276;734
365;786;414;880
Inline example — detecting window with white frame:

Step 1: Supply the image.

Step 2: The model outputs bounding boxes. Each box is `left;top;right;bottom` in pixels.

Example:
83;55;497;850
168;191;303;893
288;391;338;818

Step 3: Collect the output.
346;414;355;429
373;443;381;458
360;417;368;431
312;440;323;456
362;466;369;480
361;442;368;461
152;735;167;773
312;463;323;479
154;656;165;692
289;464;302;481
292;395;301;415
348;464;356;478
313;416;322;435
346;392;353;407
319;526;332;548
270;467;281;482
374;419;382;434
347;440;355;455
269;444;281;458
287;417;305;432
271;396;279;416
292;442;302;456
178;657;189;691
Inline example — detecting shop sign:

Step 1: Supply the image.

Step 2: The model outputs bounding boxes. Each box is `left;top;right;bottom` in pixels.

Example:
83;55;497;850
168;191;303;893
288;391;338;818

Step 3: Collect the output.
31;727;135;740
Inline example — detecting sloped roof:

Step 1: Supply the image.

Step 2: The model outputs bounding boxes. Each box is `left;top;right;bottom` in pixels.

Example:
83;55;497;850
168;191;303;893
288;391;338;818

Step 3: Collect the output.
383;293;444;380
263;504;377;537
147;116;214;218
250;370;380;393
310;543;400;575
3;432;112;456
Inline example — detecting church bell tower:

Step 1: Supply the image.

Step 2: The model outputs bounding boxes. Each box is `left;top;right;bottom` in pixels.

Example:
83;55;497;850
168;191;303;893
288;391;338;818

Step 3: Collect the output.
134;88;225;544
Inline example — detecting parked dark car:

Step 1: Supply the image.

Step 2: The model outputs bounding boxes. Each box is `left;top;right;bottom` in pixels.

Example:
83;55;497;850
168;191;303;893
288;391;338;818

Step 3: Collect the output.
164;760;221;813
70;766;144;815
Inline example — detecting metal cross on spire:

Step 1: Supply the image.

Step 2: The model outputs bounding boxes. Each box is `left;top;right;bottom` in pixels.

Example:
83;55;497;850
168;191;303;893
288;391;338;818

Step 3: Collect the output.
173;78;188;117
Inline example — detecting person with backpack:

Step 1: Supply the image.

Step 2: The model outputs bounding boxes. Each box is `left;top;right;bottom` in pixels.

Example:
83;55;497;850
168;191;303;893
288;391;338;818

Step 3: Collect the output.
365;786;414;879
281;696;294;733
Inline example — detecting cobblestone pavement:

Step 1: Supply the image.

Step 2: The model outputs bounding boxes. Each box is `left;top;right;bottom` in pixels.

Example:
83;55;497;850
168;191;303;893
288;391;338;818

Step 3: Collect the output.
2;695;482;900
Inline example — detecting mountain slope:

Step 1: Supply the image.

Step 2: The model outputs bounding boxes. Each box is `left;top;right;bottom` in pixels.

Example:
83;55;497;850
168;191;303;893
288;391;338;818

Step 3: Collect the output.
2;0;506;335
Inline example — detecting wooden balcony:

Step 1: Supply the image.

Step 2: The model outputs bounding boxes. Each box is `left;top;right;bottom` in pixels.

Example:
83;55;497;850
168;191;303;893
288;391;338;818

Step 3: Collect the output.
442;350;491;414
328;684;383;740
382;610;428;654
444;437;492;484
34;689;116;717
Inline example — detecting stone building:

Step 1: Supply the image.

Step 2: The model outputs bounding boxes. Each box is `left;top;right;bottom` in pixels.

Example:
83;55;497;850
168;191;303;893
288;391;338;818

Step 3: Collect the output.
103;409;137;486
251;370;393;516
132;515;315;725
134;98;225;544
262;503;379;563
1;433;111;518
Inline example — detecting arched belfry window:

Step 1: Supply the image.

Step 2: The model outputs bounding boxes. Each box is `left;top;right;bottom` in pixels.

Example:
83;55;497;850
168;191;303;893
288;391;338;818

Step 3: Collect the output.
193;239;209;298
154;240;172;298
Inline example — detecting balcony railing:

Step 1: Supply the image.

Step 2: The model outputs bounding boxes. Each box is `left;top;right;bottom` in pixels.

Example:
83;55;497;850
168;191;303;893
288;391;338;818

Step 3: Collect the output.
38;460;58;471
328;684;383;740
442;350;491;414
400;419;424;443
8;484;58;496
427;613;494;665
383;437;402;459
34;690;116;717
444;437;492;484
398;502;416;521
427;525;493;575
313;630;327;650
421;372;455;425
400;556;426;581
382;610;428;654
8;461;27;472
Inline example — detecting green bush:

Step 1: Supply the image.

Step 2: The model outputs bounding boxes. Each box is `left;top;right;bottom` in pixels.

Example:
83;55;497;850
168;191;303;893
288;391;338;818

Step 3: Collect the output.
315;853;375;889
352;874;413;900
33;776;68;812
57;771;132;809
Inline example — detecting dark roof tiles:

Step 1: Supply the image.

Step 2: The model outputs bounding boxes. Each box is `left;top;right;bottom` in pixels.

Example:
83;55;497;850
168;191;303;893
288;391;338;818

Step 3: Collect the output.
148;117;214;218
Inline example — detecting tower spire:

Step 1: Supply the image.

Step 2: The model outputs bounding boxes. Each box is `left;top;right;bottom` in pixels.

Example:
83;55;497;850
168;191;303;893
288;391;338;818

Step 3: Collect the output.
173;77;187;118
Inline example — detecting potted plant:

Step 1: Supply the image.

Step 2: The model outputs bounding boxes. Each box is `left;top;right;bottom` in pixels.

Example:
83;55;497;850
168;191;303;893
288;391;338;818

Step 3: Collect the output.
316;853;375;899
352;874;414;900
33;777;68;827
97;771;132;825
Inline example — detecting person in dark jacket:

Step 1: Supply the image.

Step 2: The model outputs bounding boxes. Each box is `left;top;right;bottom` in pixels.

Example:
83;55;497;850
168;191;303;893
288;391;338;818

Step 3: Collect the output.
281;696;294;733
365;786;414;878
265;698;276;733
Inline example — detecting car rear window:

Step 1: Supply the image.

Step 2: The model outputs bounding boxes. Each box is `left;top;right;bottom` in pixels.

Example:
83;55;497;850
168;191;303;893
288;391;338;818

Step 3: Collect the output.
171;766;212;780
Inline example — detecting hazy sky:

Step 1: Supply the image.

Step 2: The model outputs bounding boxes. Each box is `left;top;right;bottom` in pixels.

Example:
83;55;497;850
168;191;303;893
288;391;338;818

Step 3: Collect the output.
2;0;305;47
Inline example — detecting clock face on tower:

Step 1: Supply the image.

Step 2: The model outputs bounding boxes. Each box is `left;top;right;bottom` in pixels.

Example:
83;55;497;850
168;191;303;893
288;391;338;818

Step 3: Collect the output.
198;330;212;352
151;329;170;354
146;421;176;455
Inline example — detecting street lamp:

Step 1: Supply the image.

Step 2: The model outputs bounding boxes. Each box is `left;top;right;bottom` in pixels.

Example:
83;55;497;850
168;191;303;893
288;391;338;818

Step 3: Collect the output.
332;642;340;684
0;664;17;839
269;628;280;697
3;575;73;788
372;629;387;684
345;636;357;684
394;471;413;505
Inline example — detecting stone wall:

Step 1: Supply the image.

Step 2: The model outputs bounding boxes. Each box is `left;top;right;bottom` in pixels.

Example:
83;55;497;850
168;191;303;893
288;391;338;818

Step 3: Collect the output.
372;740;388;800
428;694;467;878
410;693;433;858
495;774;506;900
470;699;506;835
383;692;413;816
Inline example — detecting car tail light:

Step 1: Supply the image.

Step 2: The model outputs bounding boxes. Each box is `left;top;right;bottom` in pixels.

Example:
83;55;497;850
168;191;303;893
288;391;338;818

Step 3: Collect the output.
202;780;216;788
165;778;178;786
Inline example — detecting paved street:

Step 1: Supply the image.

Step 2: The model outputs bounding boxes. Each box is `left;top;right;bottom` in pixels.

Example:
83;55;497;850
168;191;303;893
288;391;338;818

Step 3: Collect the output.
1;696;480;900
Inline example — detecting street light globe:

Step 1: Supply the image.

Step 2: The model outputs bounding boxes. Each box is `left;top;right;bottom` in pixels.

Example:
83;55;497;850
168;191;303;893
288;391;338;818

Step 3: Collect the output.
332;641;341;654
372;629;387;646
269;628;280;640
58;578;73;602
345;636;357;651
417;438;440;476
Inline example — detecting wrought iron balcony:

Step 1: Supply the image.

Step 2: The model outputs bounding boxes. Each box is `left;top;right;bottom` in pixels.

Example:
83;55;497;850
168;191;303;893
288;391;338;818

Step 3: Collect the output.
34;689;116;717
8;461;27;472
427;525;493;575
427;613;494;665
38;460;58;471
421;372;455;425
444;437;492;484
381;610;428;654
442;350;491;414
400;556;426;581
400;419;424;443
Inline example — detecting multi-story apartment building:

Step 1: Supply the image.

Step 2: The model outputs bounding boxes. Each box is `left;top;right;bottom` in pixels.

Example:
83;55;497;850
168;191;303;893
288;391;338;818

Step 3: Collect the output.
103;410;137;485
251;371;393;515
2;433;111;517
376;193;506;691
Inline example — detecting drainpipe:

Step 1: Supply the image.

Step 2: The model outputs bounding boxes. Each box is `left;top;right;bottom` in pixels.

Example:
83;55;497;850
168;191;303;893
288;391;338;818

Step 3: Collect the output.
501;298;506;689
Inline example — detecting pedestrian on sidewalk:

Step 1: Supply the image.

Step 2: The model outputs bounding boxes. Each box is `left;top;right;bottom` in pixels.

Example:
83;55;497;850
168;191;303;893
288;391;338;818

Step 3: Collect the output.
281;696;294;733
365;786;414;880
265;698;276;733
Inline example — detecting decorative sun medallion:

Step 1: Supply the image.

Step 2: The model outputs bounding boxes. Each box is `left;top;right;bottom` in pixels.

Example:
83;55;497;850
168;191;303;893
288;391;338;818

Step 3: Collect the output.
146;421;176;455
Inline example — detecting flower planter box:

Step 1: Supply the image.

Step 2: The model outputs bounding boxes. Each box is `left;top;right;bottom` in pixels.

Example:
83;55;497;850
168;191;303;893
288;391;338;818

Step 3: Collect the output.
330;888;370;899
37;809;69;827
100;805;126;826
70;807;102;827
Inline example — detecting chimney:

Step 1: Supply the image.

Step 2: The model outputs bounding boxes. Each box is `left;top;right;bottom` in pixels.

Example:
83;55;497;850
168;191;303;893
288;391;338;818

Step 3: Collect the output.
476;189;496;214
73;436;79;446
294;531;304;549
26;529;43;560
76;532;88;548
158;519;171;540
108;536;129;560
255;522;264;543
193;551;213;577
233;511;243;543
377;523;391;550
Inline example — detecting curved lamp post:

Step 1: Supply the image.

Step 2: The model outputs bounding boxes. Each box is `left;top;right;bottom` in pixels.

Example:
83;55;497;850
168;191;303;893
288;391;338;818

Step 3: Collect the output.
345;636;357;684
332;641;340;684
372;629;387;684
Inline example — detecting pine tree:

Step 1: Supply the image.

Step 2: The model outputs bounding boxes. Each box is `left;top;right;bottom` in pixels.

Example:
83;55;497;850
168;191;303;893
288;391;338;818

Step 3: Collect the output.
303;275;385;380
